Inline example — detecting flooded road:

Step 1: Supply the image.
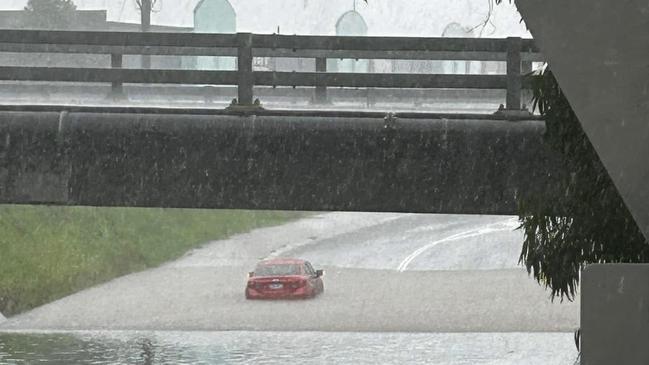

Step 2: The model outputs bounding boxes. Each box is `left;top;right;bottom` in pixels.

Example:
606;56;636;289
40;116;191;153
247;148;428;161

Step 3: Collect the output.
0;267;577;332
0;331;577;364
0;213;579;363
0;213;578;332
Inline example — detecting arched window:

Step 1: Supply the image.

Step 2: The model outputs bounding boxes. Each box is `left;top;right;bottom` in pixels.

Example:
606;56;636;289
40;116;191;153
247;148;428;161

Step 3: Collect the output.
184;0;236;71
329;10;369;73
441;23;476;74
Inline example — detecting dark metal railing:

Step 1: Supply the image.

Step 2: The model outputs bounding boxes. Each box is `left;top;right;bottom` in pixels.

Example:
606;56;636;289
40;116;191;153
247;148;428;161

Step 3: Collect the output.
0;29;543;110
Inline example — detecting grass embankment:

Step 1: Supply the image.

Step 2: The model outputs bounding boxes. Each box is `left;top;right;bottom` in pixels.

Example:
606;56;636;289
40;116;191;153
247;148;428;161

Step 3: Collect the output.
0;205;303;316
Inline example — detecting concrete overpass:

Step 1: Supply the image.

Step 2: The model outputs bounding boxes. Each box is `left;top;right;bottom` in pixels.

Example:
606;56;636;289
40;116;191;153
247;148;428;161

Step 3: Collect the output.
0;105;562;215
0;30;563;215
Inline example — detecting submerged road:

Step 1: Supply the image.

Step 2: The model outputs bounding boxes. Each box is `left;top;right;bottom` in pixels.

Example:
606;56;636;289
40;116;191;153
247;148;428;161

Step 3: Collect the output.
0;212;578;332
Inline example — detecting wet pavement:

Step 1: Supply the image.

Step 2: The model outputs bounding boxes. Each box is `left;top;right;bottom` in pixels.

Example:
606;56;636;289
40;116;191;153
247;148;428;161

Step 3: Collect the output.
0;213;579;333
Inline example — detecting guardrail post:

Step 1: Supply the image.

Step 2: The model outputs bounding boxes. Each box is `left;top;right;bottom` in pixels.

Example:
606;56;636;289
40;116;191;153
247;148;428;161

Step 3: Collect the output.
506;37;522;110
109;53;125;101
314;57;328;104
237;32;254;106
521;60;533;110
522;61;533;74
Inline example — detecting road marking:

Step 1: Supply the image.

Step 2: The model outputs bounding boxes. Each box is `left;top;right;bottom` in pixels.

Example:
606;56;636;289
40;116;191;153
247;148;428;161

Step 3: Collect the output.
265;213;408;260
397;218;518;272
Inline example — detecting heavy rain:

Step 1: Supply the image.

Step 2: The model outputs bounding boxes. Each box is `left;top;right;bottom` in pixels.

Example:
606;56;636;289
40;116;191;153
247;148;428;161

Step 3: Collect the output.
1;0;647;364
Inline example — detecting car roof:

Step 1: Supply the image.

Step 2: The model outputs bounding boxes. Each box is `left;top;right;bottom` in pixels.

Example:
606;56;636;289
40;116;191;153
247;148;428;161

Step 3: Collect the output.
257;258;306;266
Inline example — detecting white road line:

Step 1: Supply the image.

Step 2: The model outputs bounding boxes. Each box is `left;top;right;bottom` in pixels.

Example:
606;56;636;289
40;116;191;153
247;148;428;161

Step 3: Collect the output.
265;213;409;260
397;218;519;272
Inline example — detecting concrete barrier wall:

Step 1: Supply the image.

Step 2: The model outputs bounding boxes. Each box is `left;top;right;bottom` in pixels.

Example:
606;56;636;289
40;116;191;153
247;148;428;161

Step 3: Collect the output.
0;83;510;112
0;108;564;214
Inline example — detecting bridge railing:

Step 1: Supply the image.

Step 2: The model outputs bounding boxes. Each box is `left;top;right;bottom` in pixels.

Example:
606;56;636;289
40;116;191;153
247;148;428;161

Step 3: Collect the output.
0;29;543;111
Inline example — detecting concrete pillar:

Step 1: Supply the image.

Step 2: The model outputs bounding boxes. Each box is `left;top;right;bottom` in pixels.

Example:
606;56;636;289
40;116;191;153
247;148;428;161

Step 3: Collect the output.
236;32;254;105
582;264;649;364
506;37;522;110
314;57;328;104
109;53;125;101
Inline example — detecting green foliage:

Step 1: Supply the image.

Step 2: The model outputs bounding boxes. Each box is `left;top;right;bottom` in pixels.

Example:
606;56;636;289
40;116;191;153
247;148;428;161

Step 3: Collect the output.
23;0;77;30
517;68;649;300
0;206;302;316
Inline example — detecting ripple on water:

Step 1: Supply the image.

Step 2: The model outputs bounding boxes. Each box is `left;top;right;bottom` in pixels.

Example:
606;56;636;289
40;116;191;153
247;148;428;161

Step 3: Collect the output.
0;331;578;364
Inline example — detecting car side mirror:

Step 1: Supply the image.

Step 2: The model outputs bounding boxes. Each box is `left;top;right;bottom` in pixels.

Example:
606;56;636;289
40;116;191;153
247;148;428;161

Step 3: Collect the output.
248;271;254;278
315;269;324;277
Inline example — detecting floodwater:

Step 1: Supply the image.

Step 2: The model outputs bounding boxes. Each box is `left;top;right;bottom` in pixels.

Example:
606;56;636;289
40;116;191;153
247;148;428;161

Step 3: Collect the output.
0;331;578;364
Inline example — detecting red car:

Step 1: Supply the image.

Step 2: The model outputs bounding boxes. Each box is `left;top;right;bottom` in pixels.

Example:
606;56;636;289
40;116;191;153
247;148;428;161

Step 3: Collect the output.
245;258;324;300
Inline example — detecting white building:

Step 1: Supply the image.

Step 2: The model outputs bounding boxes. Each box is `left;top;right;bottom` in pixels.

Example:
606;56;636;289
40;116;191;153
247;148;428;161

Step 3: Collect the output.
1;0;531;38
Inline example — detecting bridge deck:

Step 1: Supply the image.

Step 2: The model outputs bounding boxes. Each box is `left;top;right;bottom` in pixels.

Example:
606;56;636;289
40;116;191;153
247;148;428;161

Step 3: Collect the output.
0;105;559;215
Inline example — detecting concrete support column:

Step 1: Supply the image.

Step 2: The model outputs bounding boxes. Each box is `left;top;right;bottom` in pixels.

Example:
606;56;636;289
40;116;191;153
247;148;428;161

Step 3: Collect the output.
314;57;328;104
237;33;254;105
110;53;125;101
506;37;522;110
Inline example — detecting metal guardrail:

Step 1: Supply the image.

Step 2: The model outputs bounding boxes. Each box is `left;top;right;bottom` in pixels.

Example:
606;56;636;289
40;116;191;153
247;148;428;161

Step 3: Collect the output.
0;29;544;110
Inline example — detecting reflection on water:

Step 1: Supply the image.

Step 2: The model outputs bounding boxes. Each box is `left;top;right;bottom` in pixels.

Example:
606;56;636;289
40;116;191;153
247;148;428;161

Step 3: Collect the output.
0;331;576;364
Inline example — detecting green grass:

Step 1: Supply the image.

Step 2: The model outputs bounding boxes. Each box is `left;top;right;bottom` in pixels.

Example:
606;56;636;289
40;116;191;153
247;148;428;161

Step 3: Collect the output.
0;205;303;316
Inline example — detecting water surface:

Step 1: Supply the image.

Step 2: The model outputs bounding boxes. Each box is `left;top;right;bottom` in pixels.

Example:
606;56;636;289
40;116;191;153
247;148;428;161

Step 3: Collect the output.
0;331;578;364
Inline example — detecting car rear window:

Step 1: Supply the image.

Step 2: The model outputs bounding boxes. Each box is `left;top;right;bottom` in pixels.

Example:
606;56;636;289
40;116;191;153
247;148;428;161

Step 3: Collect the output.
254;264;302;276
